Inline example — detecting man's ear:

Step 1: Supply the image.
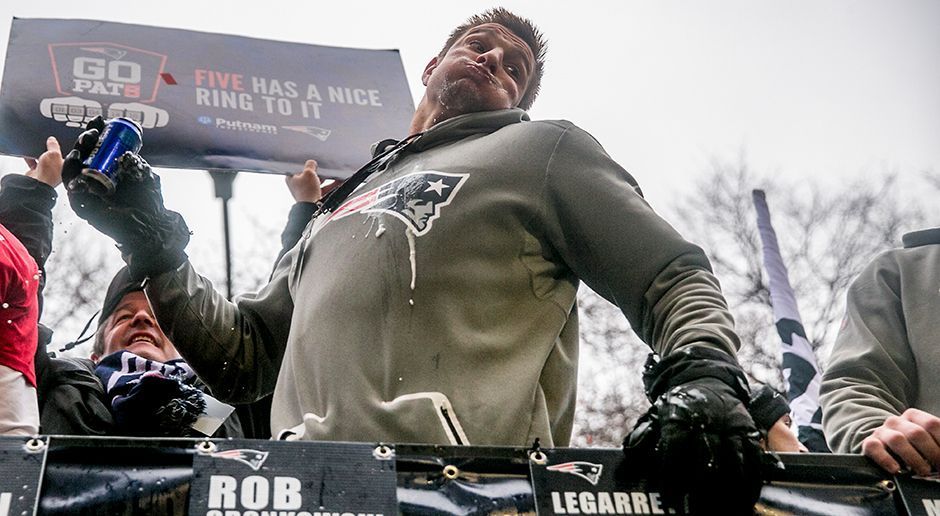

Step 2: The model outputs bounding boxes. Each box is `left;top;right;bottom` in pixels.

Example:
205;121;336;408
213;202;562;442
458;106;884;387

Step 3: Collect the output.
90;352;100;362
421;57;439;87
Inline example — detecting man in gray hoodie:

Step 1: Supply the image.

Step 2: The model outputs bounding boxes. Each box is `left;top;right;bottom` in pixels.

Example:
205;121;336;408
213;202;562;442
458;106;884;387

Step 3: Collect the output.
63;8;762;513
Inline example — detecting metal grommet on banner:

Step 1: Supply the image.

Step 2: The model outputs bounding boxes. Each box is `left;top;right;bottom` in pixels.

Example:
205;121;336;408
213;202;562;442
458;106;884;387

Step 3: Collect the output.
24;436;46;453
196;439;217;454
442;464;460;480
528;450;547;465
373;444;394;460
528;437;547;465
880;479;896;492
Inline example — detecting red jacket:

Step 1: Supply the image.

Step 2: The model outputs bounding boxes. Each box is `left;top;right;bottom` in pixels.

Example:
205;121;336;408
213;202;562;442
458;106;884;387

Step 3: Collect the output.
0;222;39;386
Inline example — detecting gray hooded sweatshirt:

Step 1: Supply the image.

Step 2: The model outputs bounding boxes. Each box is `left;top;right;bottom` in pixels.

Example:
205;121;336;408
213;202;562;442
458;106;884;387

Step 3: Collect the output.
145;108;740;446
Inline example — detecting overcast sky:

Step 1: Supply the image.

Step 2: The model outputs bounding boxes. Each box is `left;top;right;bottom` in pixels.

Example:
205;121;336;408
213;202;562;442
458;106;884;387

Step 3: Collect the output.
1;1;938;340
2;1;938;196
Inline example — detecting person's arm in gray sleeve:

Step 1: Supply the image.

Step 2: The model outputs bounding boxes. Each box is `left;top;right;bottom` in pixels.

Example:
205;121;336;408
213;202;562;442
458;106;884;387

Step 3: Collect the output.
821;252;911;452
539;123;760;514
820;251;940;475
539;124;738;357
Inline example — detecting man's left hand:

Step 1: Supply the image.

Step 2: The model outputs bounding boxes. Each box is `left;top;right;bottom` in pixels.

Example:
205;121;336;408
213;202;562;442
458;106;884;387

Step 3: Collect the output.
625;348;763;515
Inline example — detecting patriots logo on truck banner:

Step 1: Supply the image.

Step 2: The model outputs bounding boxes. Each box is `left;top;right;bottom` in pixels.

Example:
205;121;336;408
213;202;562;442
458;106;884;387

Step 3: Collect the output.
190;440;398;516
546;461;604;486
328;171;469;236
209;448;270;471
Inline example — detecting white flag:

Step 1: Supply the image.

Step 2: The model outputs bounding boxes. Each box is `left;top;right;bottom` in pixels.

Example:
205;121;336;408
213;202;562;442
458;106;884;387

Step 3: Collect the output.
752;189;828;452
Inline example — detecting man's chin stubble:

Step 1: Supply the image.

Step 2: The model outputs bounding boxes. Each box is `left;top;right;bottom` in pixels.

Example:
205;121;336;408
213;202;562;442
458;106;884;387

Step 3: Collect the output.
435;80;491;120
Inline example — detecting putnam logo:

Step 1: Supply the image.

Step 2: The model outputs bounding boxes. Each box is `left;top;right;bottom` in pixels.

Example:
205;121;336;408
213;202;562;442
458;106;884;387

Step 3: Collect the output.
209;449;270;471
546;461;604;486
327;171;469;236
214;118;277;134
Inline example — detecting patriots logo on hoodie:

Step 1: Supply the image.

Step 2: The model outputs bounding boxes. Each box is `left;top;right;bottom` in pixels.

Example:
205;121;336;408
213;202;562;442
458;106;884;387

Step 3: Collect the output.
546;461;604;485
327;171;469;236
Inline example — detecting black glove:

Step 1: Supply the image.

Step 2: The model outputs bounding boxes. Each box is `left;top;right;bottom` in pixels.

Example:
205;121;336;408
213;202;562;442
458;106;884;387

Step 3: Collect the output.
63;116;190;281
61;115;107;193
624;347;763;515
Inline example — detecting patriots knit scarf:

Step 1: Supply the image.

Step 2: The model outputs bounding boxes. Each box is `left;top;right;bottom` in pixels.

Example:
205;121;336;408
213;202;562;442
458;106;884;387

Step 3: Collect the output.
94;350;207;436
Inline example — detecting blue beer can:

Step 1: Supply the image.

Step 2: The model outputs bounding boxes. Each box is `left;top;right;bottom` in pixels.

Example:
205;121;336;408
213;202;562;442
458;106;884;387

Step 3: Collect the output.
81;117;143;194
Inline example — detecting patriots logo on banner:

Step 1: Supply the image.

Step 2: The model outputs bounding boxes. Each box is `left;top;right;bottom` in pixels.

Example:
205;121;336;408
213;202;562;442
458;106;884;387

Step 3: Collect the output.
328;171;469;236
80;46;128;60
282;125;332;141
209;449;270;471
546;461;604;486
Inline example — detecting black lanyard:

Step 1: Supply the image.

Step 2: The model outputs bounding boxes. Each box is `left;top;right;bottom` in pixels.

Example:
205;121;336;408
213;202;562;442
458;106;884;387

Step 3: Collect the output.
316;133;423;217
